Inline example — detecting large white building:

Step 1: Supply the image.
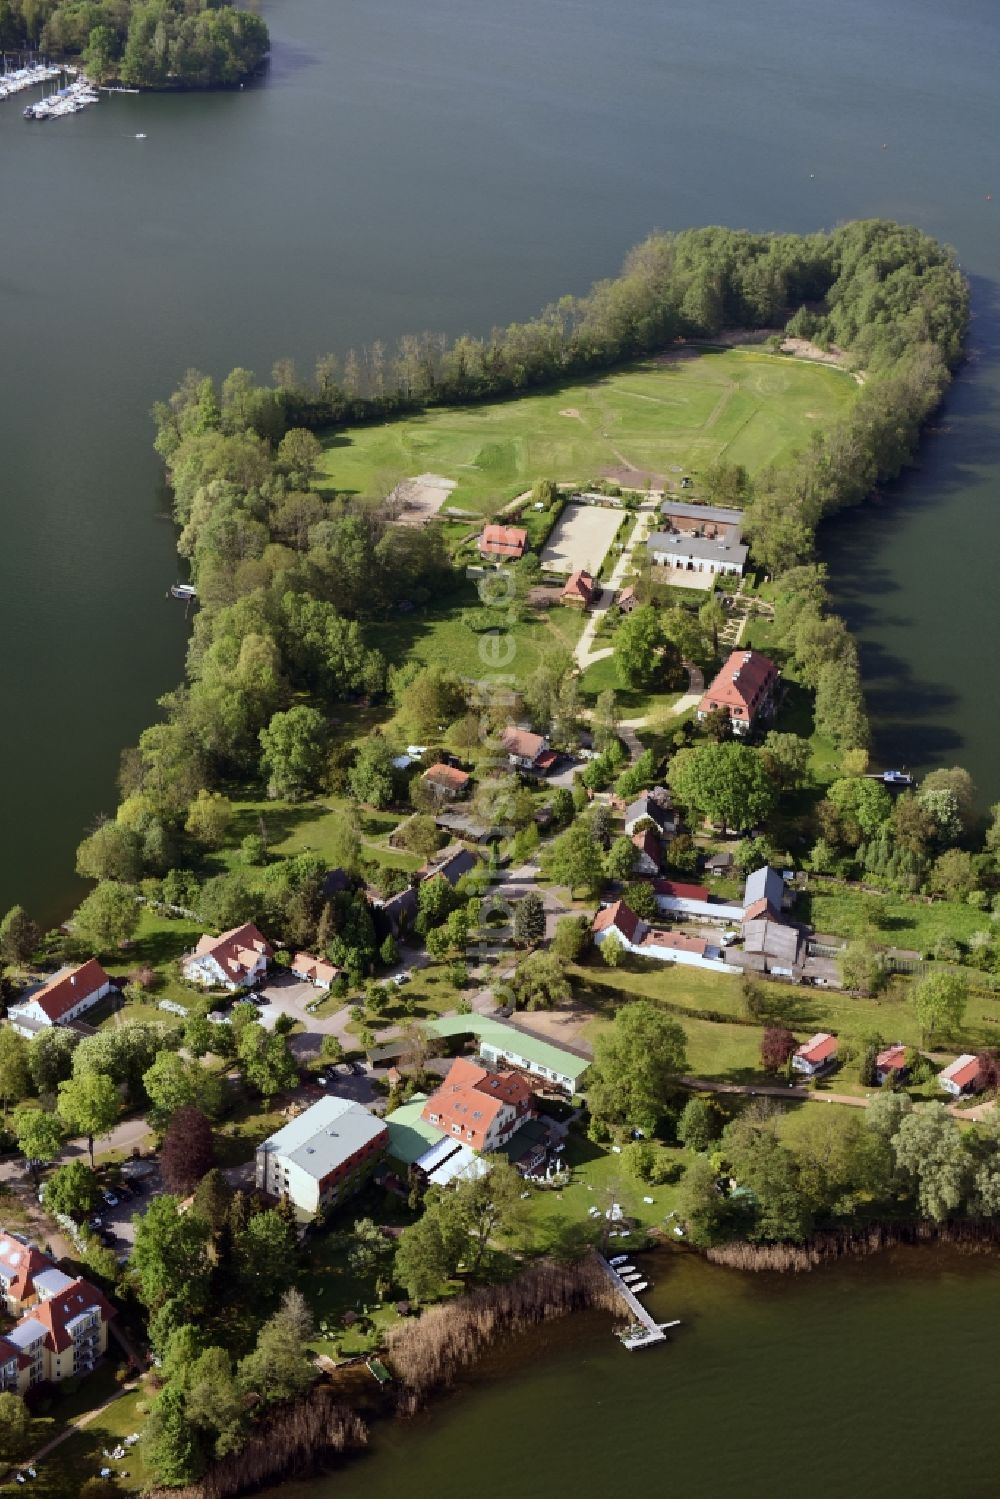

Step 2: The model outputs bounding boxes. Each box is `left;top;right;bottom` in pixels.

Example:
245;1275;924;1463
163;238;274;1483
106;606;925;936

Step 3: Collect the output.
183;923;272;991
7;959;114;1037
255;1096;388;1219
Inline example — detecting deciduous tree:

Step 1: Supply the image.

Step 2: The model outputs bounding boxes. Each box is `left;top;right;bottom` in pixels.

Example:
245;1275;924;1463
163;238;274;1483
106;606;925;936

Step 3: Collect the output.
161;1105;216;1195
587;1001;688;1133
56;1071;118;1168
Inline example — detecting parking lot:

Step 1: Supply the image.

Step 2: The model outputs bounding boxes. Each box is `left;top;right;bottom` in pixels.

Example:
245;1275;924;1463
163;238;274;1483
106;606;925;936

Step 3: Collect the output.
85;1161;164;1254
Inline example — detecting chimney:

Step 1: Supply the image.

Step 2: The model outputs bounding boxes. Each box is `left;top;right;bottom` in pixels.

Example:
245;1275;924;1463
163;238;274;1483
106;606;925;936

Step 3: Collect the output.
70;975;76;987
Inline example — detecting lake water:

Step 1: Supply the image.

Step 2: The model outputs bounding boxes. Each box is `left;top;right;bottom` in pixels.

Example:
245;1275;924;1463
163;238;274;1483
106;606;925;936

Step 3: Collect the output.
2;0;999;925
281;1246;1000;1499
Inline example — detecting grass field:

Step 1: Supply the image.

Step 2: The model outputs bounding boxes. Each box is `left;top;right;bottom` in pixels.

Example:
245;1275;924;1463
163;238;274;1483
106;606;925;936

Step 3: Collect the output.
317;351;857;513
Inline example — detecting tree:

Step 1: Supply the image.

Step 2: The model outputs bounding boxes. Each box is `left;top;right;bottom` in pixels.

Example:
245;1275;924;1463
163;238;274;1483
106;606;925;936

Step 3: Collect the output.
0;1029;29;1115
0;906;40;967
623;881;658;921
398;665;466;739
552;914;590;962
509;950;570;1011
892;1107;968;1221
75;820;143;884
185;1345;247;1461
760;1026;797;1073
667;742;776;833
512;892;545;947
27;1027;78;1094
929;848;977;901
235;1209;296;1298
237;1022;298;1100
592;689;620;755
72;880;139;951
13;1107;65;1178
599;931;624;968
393;1197;463;1301
57;1071;118;1168
348;1217;394;1278
604;836;638;882
277;426;323;483
723;1112;812;1242
614;606;668;689
453;1157;526;1271
913;970;968;1043
0;1391;29;1461
321;1033;344;1065
541;821;604;896
161;1106;216;1195
146;1384;205;1487
677;1095;720;1152
144;1052;222;1127
587;1002;688;1133
676;1154;726;1245
348;734;398;809
185;790;234;849
920;767;977;835
132;1194;212;1314
44;1160;98;1220
839;941;887;997
192;1168;234;1235
238;1288;315;1405
259;706;327;799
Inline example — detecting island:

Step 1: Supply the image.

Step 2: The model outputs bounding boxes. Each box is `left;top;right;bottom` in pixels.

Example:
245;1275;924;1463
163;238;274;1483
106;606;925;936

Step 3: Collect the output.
2;220;993;1495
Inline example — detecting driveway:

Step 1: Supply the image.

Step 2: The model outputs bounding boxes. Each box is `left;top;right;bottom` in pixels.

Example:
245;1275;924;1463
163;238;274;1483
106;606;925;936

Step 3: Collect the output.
573;508;654;672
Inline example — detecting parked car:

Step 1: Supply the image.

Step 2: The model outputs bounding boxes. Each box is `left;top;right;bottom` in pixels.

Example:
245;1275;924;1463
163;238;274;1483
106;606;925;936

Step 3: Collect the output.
103;1192;119;1208
316;1075;330;1087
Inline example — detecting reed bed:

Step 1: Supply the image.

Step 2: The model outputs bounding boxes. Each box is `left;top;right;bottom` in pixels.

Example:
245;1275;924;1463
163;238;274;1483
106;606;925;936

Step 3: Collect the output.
146;1388;367;1499
706;1219;1000;1273
385;1256;625;1405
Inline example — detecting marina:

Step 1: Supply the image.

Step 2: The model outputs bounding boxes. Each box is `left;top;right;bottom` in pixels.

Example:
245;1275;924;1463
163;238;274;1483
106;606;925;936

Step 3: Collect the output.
23;75;99;120
598;1254;680;1352
0;59;65;98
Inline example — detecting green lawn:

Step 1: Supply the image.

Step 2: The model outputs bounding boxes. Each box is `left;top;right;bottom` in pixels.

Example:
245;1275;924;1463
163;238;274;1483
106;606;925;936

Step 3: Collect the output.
577;654;678;719
365;578;586;684
316;351;857;513
521;1130;686;1254
100;908;204;1015
801;885;986;954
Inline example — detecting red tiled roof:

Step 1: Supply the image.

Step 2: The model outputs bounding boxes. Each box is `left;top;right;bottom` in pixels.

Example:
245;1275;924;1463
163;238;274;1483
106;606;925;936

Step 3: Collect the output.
795;1032;838;1065
0;1335;28;1372
561;570;597;603
422;763;471;792
28;959;111;1024
699;650;778;722
30;1277;114;1354
0;1236;52;1303
502;726;547;762
876;1044;907;1071
291;952;340;986
653;880;710;903
421;1058;533;1149
743;897;781;922
479;525;527;559
193;923;272;983
641;929;707;955
940;1054;980;1090
632;830;662;863
593;900;642;943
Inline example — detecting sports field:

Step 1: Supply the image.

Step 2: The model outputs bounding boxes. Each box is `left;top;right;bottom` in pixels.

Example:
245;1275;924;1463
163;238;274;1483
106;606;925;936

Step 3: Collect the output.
317;349;856;513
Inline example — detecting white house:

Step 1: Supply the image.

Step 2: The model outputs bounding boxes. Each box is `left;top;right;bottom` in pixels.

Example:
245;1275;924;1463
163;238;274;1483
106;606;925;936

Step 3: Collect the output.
646;530;747;576
792;1032;838;1076
7;960;113;1037
501;726;558;774
183;923;272;991
593;901;731;972
255;1095;388;1218
421;1058;535;1153
290;952;340;990
939;1054;981;1098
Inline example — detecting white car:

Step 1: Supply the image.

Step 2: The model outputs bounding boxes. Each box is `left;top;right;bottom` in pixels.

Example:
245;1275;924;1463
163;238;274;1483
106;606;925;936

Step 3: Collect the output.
316;1075;330;1087
103;1192;119;1208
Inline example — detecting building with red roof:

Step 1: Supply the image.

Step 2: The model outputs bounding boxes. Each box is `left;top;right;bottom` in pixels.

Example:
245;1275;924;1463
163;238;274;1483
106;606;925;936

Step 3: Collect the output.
698;650;779;736
875;1043;908;1085
479;525;527;561
792;1032;839;1076
290;952;340;991
184;922;273;991
421;763;472;800
593;901;730;971
0;1234;53;1315
560;570;598;608
8;959;114;1037
502;726;559;774
421;1057;535;1153
939;1053;982;1098
631;829;663;875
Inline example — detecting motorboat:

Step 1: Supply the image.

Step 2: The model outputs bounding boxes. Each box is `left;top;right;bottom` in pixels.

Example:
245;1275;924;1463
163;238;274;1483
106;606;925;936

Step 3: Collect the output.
170;583;197;600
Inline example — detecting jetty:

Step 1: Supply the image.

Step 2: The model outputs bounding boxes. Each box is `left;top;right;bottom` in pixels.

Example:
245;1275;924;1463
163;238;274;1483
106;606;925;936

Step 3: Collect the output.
597;1254;680;1351
0;60;65;99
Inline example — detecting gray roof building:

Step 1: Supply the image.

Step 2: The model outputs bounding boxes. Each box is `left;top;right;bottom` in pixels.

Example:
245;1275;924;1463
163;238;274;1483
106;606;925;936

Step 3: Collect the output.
743;918;802;971
646;532;749;569
658;500;745;528
743;865;786;915
624;793;676;836
256;1096;388;1217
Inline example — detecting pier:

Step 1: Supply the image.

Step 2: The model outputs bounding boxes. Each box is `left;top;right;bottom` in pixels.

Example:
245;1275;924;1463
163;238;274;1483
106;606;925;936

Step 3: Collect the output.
597;1254;680;1351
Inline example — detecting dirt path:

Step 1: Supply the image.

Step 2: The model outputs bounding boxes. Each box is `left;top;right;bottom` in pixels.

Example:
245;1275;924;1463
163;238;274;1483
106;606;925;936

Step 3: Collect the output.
572;507;653;671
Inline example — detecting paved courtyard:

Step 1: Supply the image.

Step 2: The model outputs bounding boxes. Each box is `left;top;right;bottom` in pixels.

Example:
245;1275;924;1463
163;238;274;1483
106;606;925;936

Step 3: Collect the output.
540;502;623;575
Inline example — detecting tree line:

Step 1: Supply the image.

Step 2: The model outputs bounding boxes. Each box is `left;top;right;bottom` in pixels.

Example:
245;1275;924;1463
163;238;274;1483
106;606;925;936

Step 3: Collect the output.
0;0;269;87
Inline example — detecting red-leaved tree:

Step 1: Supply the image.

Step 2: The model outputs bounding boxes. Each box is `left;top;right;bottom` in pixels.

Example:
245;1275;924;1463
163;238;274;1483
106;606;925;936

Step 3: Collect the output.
161;1105;215;1196
760;1026;797;1074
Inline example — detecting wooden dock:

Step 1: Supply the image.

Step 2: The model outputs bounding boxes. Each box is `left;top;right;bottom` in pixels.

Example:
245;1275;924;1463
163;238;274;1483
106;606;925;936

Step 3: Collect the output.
597;1254;680;1351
